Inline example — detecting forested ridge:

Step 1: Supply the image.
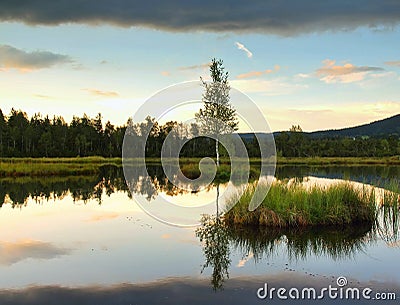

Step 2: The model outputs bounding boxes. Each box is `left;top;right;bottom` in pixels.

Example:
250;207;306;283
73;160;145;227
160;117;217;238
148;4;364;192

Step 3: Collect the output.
0;108;399;158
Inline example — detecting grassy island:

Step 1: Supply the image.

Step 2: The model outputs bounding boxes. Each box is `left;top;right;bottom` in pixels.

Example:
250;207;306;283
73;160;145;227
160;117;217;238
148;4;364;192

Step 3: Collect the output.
224;182;381;227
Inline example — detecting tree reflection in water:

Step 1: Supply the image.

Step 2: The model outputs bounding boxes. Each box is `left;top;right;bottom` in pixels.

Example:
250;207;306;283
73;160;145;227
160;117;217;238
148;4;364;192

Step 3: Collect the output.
196;214;379;290
196;213;231;291
0;165;213;208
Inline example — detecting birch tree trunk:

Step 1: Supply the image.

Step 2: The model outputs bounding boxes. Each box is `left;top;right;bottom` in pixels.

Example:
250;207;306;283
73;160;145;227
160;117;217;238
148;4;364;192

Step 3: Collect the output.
215;138;220;167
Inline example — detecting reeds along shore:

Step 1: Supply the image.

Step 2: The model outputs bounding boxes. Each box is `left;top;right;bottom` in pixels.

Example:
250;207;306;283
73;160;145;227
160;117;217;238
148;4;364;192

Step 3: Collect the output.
0;157;121;177
1;156;400;177
224;181;382;227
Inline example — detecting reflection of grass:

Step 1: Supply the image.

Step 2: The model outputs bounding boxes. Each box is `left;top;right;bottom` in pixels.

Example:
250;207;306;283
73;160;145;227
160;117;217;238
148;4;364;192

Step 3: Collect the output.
226;223;374;261
225;181;377;227
196;214;374;290
375;179;400;246
179;163;259;182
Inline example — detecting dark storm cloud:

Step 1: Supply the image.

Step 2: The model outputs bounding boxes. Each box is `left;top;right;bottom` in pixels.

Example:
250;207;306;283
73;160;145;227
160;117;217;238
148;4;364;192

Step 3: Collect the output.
0;44;72;70
0;1;399;35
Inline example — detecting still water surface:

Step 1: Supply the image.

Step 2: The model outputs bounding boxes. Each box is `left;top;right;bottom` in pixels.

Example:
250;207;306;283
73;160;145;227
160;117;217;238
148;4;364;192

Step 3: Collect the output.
0;165;399;304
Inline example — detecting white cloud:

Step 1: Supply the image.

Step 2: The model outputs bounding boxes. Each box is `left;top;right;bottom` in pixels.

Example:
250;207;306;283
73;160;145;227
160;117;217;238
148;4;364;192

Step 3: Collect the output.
316;59;384;83
235;42;253;58
295;73;311;79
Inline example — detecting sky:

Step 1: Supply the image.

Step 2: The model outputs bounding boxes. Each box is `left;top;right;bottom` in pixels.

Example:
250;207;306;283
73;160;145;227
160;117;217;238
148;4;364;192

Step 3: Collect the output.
0;0;400;131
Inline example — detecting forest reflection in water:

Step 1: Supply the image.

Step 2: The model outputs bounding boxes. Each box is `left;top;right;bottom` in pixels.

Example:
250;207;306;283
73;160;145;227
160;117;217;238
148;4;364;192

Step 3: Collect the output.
0;164;399;292
1;164;400;208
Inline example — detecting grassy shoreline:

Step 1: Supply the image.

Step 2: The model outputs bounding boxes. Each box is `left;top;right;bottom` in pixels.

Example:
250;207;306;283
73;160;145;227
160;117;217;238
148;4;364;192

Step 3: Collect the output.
1;156;399;177
0;157;121;177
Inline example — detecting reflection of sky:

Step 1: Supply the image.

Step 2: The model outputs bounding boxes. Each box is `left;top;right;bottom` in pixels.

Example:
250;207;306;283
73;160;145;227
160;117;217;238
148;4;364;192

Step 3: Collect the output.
0;239;71;266
228;240;400;285
0;178;399;289
1;273;398;305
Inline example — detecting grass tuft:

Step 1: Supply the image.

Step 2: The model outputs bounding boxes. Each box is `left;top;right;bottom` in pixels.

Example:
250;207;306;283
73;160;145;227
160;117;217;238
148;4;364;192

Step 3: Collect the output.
224;181;377;227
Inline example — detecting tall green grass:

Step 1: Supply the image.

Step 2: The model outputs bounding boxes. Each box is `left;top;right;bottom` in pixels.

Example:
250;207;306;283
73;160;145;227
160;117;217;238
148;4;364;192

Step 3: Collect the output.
225;181;377;227
1;156;399;177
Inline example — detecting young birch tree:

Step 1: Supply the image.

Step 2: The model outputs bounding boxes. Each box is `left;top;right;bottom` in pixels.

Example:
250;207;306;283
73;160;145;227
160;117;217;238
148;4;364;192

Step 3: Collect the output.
195;58;238;167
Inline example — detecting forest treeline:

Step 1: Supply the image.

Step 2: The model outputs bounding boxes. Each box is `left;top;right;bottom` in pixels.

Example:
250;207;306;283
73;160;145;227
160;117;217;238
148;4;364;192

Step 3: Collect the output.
0;108;399;158
275;127;400;157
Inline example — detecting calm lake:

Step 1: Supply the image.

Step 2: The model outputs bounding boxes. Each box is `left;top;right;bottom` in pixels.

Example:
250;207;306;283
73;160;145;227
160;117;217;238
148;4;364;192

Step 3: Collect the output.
0;165;399;304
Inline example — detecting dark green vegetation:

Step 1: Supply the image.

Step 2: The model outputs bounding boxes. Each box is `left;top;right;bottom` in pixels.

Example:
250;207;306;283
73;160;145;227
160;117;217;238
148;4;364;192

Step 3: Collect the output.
224;181;378;227
2;156;400;178
270;114;400;156
272;118;400;157
274;128;400;157
1;108;399;158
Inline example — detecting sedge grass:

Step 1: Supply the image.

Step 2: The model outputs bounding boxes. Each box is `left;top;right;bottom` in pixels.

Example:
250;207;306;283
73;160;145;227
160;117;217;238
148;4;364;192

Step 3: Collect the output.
1;156;399;177
224;181;377;227
0;157;121;177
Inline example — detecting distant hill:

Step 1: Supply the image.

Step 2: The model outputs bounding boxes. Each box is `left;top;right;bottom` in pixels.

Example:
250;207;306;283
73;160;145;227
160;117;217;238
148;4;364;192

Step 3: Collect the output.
240;114;400;140
306;114;400;138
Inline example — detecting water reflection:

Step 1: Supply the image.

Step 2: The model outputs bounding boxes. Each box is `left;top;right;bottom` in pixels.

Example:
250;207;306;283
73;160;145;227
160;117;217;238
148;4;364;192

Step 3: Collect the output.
0;165;128;207
1;164;399;208
276;165;400;186
227;224;375;261
196;214;230;290
376;201;400;248
196;215;377;290
0;164;399;292
0;165;220;208
0;240;71;266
